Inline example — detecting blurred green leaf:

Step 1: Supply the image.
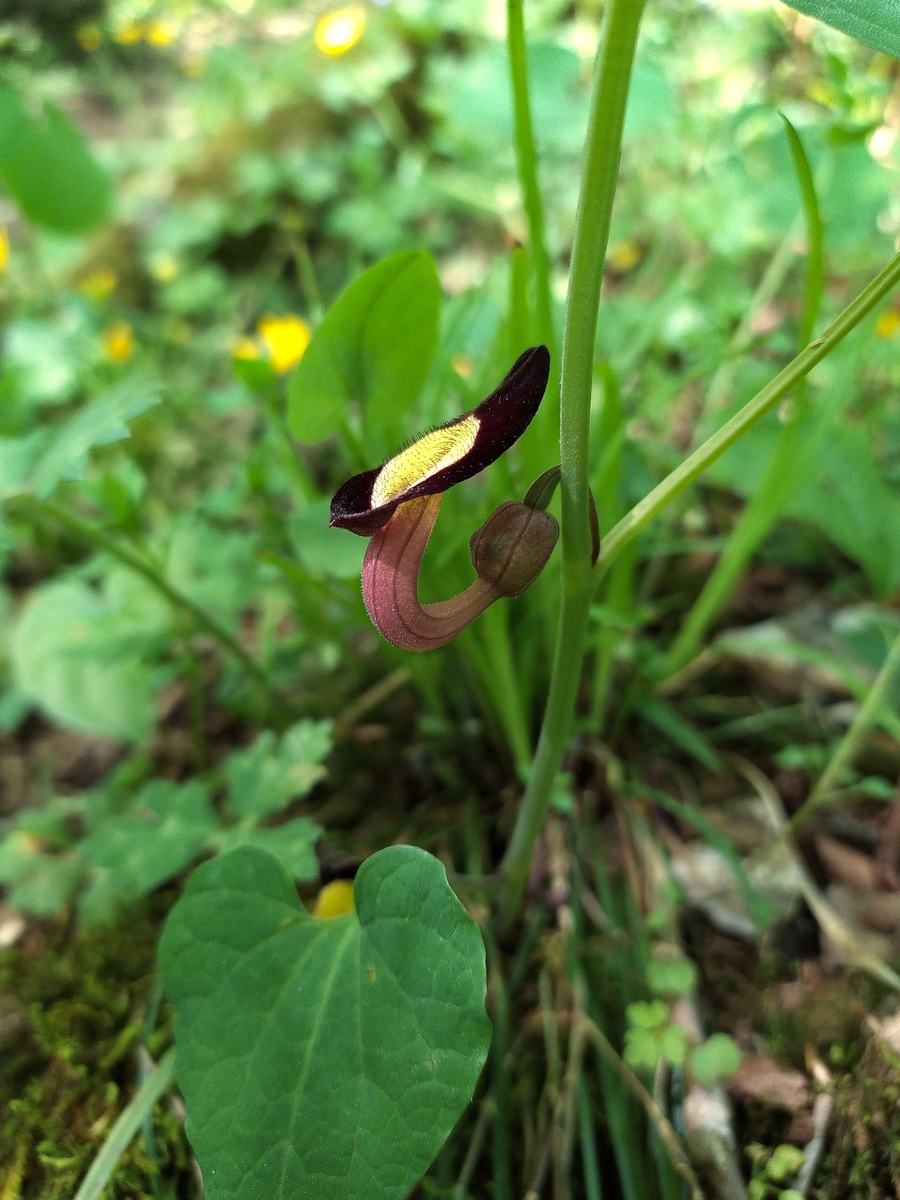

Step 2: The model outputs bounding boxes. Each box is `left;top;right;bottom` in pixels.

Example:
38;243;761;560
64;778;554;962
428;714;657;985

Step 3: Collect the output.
288;250;441;442
216;818;322;879
688;1033;742;1085
1;319;81;410
78;780;217;923
160;845;491;1200
29;383;159;499
163;515;262;624
5;856;86;917
0;88;112;233
783;0;900;58
10;579;159;742
290;501;366;580
711;415;900;594
647;956;698;996
224;720;332;820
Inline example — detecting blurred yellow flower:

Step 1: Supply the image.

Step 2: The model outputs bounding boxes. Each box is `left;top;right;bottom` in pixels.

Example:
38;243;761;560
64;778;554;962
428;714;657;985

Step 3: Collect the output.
258;314;311;374
114;20;146;44
150;253;178;283
607;239;643;272
312;879;355;918
314;5;366;57
875;309;900;339
104;321;135;364
0;227;9;275
76;23;103;52
145;20;177;46
232;335;261;361
79;268;118;303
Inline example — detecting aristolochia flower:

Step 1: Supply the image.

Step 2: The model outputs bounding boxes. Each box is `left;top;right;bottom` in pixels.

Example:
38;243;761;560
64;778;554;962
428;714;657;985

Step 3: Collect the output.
330;346;559;651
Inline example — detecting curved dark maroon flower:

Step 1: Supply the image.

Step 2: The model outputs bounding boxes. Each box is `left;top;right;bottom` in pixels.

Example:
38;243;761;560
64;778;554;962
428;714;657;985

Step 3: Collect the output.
330;346;557;652
330;345;550;536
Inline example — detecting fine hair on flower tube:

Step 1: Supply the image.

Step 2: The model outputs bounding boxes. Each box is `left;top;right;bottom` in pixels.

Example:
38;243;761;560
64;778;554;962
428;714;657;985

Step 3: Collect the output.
330;345;551;536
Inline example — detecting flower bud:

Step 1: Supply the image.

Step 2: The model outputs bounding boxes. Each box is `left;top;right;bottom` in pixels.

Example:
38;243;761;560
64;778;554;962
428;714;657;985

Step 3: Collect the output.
469;501;559;598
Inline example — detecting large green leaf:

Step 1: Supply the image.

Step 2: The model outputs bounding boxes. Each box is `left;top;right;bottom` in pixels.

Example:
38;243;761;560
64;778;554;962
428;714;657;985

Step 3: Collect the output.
288;250;441;442
782;0;900;58
160;845;491;1200
0;88;112;233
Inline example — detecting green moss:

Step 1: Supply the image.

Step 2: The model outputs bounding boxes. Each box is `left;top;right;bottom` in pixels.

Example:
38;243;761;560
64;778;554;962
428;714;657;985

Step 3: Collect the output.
0;895;194;1200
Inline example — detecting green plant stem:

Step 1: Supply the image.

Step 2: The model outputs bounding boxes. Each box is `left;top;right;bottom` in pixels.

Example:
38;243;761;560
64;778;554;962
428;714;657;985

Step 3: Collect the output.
661;118;825;678
789;621;900;831
595;248;900;577
18;497;296;722
507;0;555;357
73;1049;175;1200
501;0;646;900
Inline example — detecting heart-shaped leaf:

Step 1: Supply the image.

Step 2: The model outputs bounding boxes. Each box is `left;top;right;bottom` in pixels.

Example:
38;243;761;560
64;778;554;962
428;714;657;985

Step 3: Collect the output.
159;845;491;1200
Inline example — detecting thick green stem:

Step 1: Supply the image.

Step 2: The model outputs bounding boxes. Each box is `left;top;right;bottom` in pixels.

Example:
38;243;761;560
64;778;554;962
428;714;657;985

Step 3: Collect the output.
17;496;296;722
595;249;900;577
501;0;646;896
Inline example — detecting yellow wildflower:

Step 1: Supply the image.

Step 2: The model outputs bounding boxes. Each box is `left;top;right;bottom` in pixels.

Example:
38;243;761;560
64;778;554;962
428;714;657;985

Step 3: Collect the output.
76;23;103;52
875;309;900;339
232;335;261;362
145;20;177;46
79;268;118;303
104;321;135;364
114;21;146;44
312;879;355;918
607;239;643;273
150;254;178;283
257;314;311;374
314;5;366;57
0;227;9;275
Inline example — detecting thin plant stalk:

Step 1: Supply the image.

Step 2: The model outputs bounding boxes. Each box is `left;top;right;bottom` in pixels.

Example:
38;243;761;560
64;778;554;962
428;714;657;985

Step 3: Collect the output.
789;620;900;831
595;248;900;578
577;1079;603;1200
662;118;825;677
72;1049;175;1200
501;0;647;900
582;1021;705;1200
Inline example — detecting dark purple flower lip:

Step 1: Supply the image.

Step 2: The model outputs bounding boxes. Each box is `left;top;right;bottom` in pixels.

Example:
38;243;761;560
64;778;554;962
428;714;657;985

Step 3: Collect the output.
329;345;551;535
